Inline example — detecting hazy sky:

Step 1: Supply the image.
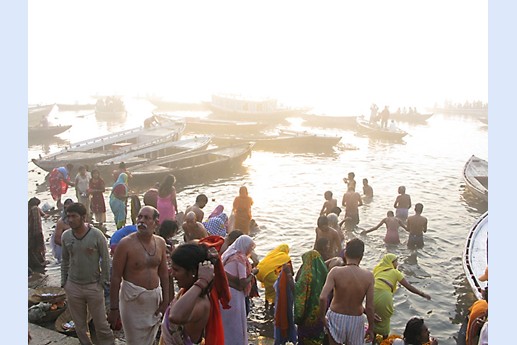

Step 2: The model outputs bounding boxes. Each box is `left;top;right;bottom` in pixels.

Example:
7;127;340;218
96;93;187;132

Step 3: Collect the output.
28;0;487;114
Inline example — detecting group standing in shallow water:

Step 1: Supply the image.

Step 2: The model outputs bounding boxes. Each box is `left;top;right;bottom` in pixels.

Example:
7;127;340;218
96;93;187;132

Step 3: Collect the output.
30;163;448;344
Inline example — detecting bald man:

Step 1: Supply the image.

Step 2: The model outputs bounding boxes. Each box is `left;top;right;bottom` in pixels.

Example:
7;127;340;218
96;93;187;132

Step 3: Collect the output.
182;211;208;242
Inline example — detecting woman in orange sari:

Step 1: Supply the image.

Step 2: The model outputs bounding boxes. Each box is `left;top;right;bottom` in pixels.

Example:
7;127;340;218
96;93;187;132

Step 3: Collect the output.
232;186;253;235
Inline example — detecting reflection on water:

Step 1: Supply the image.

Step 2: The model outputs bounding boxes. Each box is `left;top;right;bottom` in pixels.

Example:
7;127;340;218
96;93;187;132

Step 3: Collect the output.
28;103;487;343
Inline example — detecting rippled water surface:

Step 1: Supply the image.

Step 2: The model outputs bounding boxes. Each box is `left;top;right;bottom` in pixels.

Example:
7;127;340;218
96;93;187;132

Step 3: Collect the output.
28;101;488;343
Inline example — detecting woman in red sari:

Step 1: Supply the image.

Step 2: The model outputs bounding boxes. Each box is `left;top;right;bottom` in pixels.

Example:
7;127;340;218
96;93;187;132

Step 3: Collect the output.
49;164;74;209
232;186;253;235
89;169;106;231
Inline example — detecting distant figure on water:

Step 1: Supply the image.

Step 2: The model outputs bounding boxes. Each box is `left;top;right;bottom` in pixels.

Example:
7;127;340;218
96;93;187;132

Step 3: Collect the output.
49;163;74;209
320;190;338;216
361;210;407;245
362;178;373;198
233;186;254;234
393;186;411;223
370;103;379;124
405;203;428;249
380;105;390;128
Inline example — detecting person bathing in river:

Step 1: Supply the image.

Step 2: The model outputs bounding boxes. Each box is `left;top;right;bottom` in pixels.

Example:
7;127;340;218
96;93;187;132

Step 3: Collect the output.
393;186;411;223
320;190;338;216
314;215;342;258
185;194;208;222
405;203;428;249
362;178;373;198
361;210;407;245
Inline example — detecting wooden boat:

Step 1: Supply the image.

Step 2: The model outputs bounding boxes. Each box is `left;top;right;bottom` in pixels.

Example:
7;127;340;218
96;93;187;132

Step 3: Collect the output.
28;104;55;127
213;130;341;153
129;143;253;185
183;117;271;135
206;93;310;123
147;97;208;111
389;112;434;124
95;96;127;119
300;113;358;129
31;118;186;173
95;136;212;175
463;155;488;202
28;125;72;139
355;119;408;140
57;103;96;111
463;212;488;300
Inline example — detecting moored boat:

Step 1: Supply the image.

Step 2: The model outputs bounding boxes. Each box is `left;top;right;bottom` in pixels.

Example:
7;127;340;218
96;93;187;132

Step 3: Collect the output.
95;96;127;119
213;129;341;153
463;212;488;300
207;93;310;123
28;104;55;127
57;103;96;111
300;113;358;129
28;125;72;139
184;117;271;135
389;112;433;124
463;155;488;202
94;135;212;176
129;143;253;185
31;118;185;173
355;119;408;140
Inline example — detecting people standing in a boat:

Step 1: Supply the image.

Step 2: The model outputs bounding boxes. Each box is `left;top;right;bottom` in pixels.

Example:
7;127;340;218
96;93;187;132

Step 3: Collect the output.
370;103;379;123
380;105;390;128
405;203;428;249
393;186;411;223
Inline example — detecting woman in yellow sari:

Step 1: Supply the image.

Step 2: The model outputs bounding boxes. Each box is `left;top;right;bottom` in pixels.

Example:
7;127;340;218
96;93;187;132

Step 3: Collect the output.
256;244;291;306
373;254;431;338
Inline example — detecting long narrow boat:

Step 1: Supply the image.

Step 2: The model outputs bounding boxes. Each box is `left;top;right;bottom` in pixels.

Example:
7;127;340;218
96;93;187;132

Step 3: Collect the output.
300;113;358;129
31;119;185;173
28;125;72;139
183;117;271;135
389;112;434;124
57;103;96;111
129;143;253;185
355;119;408;140
213;130;341;153
463;212;488;300
94;136;212;175
28;104;55;127
463;155;488;202
206;93;310;123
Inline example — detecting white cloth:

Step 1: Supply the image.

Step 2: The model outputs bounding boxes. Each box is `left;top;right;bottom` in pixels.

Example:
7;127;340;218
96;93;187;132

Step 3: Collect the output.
478;320;488;345
119;280;163;345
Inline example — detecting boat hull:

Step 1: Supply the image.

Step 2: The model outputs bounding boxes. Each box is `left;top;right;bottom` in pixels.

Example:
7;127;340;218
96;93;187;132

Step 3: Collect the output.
463;155;488;202
463;212;488;300
389;112;433;123
300;114;358;129
28;125;72;139
355;120;408;140
130;143;253;185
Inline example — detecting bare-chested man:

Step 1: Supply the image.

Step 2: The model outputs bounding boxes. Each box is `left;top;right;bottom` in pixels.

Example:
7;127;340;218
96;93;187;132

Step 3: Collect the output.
342;186;363;229
314;215;342;258
184;194;208;222
393;186;411;223
108;206;169;345
182;211;208;242
319;238;375;345
405;203;428;249
320;191;338;216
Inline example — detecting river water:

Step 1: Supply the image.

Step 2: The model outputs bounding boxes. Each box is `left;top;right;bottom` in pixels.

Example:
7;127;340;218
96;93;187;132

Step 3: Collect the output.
28;99;488;344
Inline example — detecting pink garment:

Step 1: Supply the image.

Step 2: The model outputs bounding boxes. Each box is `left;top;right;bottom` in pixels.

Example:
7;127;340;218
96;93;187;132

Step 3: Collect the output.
157;194;176;224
